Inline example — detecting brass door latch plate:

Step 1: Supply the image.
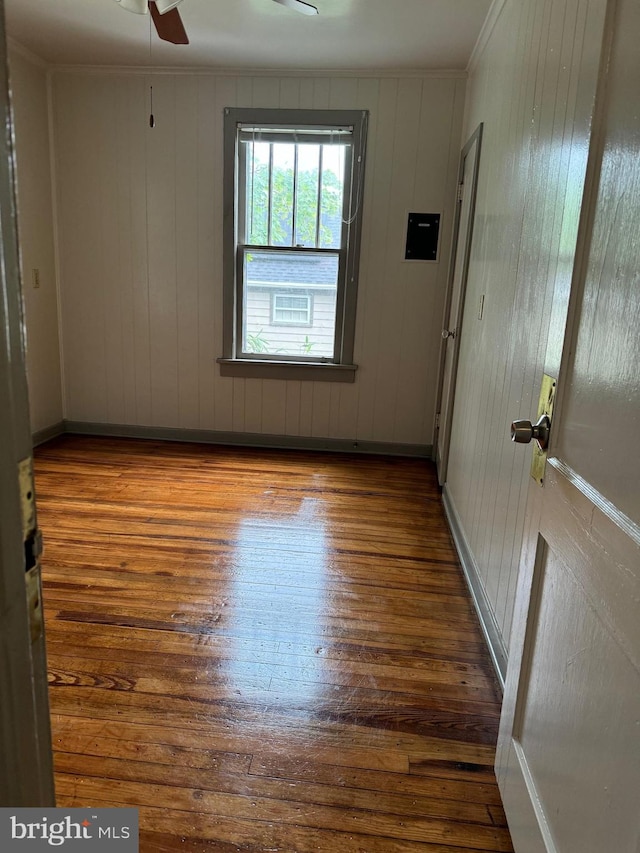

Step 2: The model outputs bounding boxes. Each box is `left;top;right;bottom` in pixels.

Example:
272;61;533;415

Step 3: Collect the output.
531;374;556;485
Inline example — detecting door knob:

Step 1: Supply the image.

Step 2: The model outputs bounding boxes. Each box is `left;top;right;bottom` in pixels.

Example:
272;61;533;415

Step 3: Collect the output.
511;415;551;450
442;328;456;340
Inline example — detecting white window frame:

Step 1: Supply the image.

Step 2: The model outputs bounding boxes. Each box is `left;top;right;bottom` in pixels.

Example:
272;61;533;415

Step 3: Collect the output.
219;107;368;383
271;293;312;326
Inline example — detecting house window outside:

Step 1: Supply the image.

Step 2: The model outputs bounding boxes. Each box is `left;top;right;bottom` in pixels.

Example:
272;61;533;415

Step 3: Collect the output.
272;294;312;326
220;108;368;382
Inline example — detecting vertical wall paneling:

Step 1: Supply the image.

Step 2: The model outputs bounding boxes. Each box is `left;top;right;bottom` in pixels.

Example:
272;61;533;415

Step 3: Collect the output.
284;381;301;437
372;78;420;443
444;0;607;656
356;77;397;442
146;76;179;426
102;78;125;425
115;78;136;425
298;382;314;437
310;377;331;439
9;49;63;434
258;374;287;437
231;375;246;433
175;76;200;429
55;76;109;421
243;378;263;434
52;68;465;448
130;77;153;426
401;78;464;446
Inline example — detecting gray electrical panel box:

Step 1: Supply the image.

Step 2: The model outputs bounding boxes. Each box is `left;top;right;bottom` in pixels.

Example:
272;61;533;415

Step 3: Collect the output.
405;212;441;261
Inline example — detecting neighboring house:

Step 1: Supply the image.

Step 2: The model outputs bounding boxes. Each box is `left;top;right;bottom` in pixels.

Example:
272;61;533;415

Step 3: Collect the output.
245;251;337;358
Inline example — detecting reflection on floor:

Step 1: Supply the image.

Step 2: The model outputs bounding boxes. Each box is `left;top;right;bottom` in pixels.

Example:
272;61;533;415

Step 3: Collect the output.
35;435;513;852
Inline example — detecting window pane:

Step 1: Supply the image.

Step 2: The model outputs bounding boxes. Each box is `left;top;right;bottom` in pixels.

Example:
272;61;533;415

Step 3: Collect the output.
294;144;320;248
319;143;347;249
243;250;338;359
245;141;270;245
270;144;295;247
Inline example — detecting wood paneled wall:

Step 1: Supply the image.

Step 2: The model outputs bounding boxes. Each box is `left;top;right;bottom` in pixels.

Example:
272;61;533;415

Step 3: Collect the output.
445;0;606;657
51;70;465;446
10;48;63;434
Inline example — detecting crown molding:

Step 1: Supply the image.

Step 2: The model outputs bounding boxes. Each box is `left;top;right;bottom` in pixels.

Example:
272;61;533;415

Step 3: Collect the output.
7;37;49;70
6;38;468;81
50;64;467;80
467;0;508;75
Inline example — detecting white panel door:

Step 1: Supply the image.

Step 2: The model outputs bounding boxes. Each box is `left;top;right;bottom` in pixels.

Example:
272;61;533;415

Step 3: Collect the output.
435;124;482;485
497;2;640;850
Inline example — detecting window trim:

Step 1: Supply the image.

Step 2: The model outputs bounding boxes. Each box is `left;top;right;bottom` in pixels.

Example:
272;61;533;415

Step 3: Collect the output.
220;107;367;382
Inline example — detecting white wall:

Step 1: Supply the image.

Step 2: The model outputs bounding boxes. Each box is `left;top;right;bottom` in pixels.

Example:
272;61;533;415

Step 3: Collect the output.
9;48;63;435
51;70;464;446
445;0;607;658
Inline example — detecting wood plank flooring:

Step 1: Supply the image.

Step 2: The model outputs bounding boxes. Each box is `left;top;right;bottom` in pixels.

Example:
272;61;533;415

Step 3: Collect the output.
34;435;513;852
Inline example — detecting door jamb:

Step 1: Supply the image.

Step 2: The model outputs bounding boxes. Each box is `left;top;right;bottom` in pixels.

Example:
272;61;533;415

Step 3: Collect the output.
433;122;483;481
0;0;55;807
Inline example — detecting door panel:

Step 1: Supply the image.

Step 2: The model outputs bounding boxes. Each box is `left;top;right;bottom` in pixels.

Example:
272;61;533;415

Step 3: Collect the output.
435;124;482;485
517;533;638;853
555;105;640;521
498;0;640;849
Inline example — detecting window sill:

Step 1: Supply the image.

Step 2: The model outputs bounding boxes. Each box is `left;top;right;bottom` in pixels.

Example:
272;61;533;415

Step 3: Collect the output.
217;358;357;383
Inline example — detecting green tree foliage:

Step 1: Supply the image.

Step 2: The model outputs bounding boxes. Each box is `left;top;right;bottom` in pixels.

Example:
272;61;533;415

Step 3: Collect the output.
246;145;342;247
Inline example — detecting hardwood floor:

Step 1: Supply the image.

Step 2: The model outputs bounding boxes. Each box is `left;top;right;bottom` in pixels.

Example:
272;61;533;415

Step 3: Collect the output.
34;435;513;852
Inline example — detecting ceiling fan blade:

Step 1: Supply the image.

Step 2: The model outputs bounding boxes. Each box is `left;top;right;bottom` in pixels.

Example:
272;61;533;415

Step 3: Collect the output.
114;0;148;13
154;0;183;11
272;0;319;16
148;1;189;44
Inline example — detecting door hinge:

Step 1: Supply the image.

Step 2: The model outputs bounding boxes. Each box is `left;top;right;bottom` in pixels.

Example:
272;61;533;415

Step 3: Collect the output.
457;182;464;203
435;412;441;430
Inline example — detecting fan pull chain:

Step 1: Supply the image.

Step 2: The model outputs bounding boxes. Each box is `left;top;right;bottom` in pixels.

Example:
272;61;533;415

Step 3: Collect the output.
149;85;155;128
148;10;155;128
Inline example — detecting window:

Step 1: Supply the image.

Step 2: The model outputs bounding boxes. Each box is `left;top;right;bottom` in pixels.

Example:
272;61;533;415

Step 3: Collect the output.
219;108;368;382
272;294;312;326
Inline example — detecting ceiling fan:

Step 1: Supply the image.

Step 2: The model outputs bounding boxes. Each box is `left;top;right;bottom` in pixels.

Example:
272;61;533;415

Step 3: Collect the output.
113;1;188;44
113;0;319;47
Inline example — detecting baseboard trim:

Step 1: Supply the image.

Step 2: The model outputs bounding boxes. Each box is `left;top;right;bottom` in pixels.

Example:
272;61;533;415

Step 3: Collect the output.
32;421;66;447
442;485;507;689
62;421;432;458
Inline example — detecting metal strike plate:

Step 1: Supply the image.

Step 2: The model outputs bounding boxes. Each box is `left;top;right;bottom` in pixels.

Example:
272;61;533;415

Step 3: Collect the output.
530;374;557;486
25;564;44;643
18;456;37;541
